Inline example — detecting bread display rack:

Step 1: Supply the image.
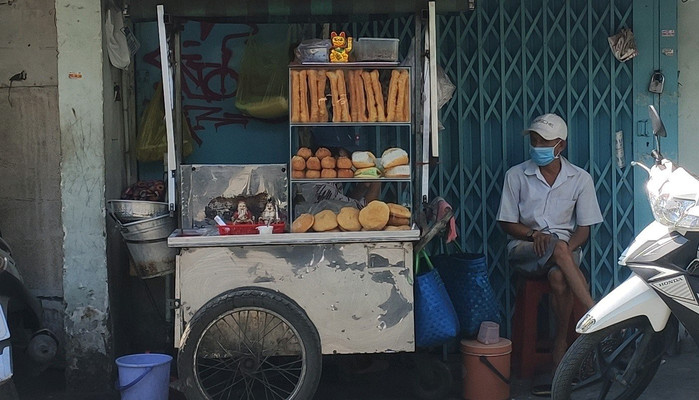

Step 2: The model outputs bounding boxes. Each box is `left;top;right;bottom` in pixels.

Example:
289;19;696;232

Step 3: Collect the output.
288;63;416;235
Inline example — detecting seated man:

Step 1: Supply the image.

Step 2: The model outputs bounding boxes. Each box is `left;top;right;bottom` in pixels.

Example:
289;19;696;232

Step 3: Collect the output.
496;113;603;377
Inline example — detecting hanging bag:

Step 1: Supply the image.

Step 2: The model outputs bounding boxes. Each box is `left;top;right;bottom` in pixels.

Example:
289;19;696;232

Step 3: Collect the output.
432;242;502;337
414;249;460;348
136;81;195;162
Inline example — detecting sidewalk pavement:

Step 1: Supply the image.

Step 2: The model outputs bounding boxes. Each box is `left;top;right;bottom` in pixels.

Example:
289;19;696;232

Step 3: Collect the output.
12;336;699;399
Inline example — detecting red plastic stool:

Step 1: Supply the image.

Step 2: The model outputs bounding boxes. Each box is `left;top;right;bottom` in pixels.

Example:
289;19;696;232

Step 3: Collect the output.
511;276;587;379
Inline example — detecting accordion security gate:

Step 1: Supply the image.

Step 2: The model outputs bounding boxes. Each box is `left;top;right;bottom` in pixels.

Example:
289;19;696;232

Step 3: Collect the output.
306;0;671;337
334;0;667;336
430;0;673;337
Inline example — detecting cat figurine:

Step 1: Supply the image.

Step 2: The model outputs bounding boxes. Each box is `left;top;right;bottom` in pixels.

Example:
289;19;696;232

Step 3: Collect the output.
329;31;352;63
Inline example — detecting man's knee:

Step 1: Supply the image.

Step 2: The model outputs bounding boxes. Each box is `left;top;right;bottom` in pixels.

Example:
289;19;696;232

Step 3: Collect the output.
548;269;568;294
552;240;574;264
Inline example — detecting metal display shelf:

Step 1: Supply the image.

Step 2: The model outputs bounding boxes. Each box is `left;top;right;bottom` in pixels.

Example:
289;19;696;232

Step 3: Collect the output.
168;227;420;247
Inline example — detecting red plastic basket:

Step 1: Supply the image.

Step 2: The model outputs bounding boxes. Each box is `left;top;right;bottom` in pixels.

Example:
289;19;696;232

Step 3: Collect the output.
217;223;285;235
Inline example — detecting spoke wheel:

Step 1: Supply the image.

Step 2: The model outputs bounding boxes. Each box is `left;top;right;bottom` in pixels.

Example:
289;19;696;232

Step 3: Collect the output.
551;318;665;400
178;289;322;400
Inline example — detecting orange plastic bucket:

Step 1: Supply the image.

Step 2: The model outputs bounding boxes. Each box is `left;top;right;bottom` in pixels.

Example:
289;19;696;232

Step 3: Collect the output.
460;338;511;400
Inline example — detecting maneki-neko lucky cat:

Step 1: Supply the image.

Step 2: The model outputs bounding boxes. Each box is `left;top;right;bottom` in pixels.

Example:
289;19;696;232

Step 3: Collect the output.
329;31;352;63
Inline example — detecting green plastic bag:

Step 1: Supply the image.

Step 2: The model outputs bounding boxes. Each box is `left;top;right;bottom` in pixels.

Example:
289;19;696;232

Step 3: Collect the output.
136;81;194;162
235;26;290;119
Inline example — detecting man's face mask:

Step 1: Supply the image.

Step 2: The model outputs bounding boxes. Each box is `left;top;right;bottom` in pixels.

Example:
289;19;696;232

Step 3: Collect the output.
529;140;561;166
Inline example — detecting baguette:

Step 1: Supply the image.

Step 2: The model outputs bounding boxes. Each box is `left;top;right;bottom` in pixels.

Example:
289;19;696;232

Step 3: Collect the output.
370;70;386;122
355;70;367;122
395;70;409;122
386;69;400;122
307;69;319;122
326;71;341;122
299;70;310;122
348;69;359;122
317;69;328;122
336;70;351;122
290;70;301;122
361;71;378;122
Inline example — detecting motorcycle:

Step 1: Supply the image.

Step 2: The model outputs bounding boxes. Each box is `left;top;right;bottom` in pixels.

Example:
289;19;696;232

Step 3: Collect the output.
551;105;699;399
0;230;58;396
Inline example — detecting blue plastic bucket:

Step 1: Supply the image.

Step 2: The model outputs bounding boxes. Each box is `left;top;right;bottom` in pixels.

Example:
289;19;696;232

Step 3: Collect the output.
115;353;172;400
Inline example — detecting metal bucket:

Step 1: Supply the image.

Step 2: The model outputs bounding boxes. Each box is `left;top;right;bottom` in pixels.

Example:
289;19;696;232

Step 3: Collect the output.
108;200;169;224
119;214;176;279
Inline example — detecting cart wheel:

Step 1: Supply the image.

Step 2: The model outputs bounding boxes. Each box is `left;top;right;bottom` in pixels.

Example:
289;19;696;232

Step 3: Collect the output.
178;288;322;400
410;356;453;400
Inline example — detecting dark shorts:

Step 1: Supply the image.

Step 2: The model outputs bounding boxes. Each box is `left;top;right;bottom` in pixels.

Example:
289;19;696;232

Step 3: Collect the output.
508;234;581;277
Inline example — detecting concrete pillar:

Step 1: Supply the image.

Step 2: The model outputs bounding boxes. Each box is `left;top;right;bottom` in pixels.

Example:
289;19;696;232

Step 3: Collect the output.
55;0;112;391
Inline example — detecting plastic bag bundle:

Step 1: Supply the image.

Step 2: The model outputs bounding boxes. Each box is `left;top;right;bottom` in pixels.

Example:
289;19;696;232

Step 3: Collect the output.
136;82;194;162
235;26;291;119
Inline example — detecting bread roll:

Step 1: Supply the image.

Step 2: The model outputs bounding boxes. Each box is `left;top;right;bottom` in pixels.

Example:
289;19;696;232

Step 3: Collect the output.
337;207;361;231
384;225;411;231
381;148;409;169
315;147;332;160
388;215;410;226
292;213;314;233
387;203;411;219
313;210;338;232
291;155;306;171
337;156;352;169
321;168;337;178
321;156;336;169
383;165;410;178
297;147;313;160
352;151;376;168
337;168;354;178
306;156;321;170
291;170;305;179
358;200;390;231
306;170;321;179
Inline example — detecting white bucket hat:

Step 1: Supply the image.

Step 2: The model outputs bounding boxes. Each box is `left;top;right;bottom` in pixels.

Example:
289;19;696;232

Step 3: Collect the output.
523;113;567;141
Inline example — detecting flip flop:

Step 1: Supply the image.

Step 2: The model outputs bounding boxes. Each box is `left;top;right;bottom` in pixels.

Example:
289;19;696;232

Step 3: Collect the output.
531;384;552;397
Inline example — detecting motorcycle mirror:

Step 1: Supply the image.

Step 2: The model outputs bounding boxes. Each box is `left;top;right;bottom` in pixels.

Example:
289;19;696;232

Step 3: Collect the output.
648;105;667;137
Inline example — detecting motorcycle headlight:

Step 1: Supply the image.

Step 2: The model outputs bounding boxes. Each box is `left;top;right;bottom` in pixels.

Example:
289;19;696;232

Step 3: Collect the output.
651;194;698;227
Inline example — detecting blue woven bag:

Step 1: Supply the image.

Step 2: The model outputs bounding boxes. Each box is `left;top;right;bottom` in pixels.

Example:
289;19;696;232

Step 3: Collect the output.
433;244;502;338
414;249;460;348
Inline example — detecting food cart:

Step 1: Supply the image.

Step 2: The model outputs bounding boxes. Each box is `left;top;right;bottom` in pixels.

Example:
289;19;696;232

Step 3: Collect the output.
155;3;445;399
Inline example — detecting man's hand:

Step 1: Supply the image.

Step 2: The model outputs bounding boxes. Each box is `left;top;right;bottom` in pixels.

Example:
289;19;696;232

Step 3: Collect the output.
532;231;555;257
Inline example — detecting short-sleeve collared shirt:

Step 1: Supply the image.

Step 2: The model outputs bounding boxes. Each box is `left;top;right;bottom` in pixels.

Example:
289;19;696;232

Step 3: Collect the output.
496;157;603;250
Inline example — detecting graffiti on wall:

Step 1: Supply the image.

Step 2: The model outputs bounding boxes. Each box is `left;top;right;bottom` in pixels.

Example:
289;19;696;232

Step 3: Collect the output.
141;22;259;137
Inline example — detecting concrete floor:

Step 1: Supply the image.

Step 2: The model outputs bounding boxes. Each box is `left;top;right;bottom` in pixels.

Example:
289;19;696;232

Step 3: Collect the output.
11;337;699;399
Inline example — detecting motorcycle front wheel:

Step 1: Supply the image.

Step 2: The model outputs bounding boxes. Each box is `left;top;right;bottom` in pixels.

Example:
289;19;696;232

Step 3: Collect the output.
551;317;665;400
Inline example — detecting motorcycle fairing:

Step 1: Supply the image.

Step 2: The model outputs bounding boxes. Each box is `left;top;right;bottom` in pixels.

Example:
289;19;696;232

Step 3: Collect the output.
577;274;672;333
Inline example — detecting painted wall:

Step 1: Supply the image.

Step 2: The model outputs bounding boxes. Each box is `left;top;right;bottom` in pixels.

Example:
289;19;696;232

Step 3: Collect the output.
133;21;290;180
0;0;65;357
678;0;699;172
56;0;113;392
